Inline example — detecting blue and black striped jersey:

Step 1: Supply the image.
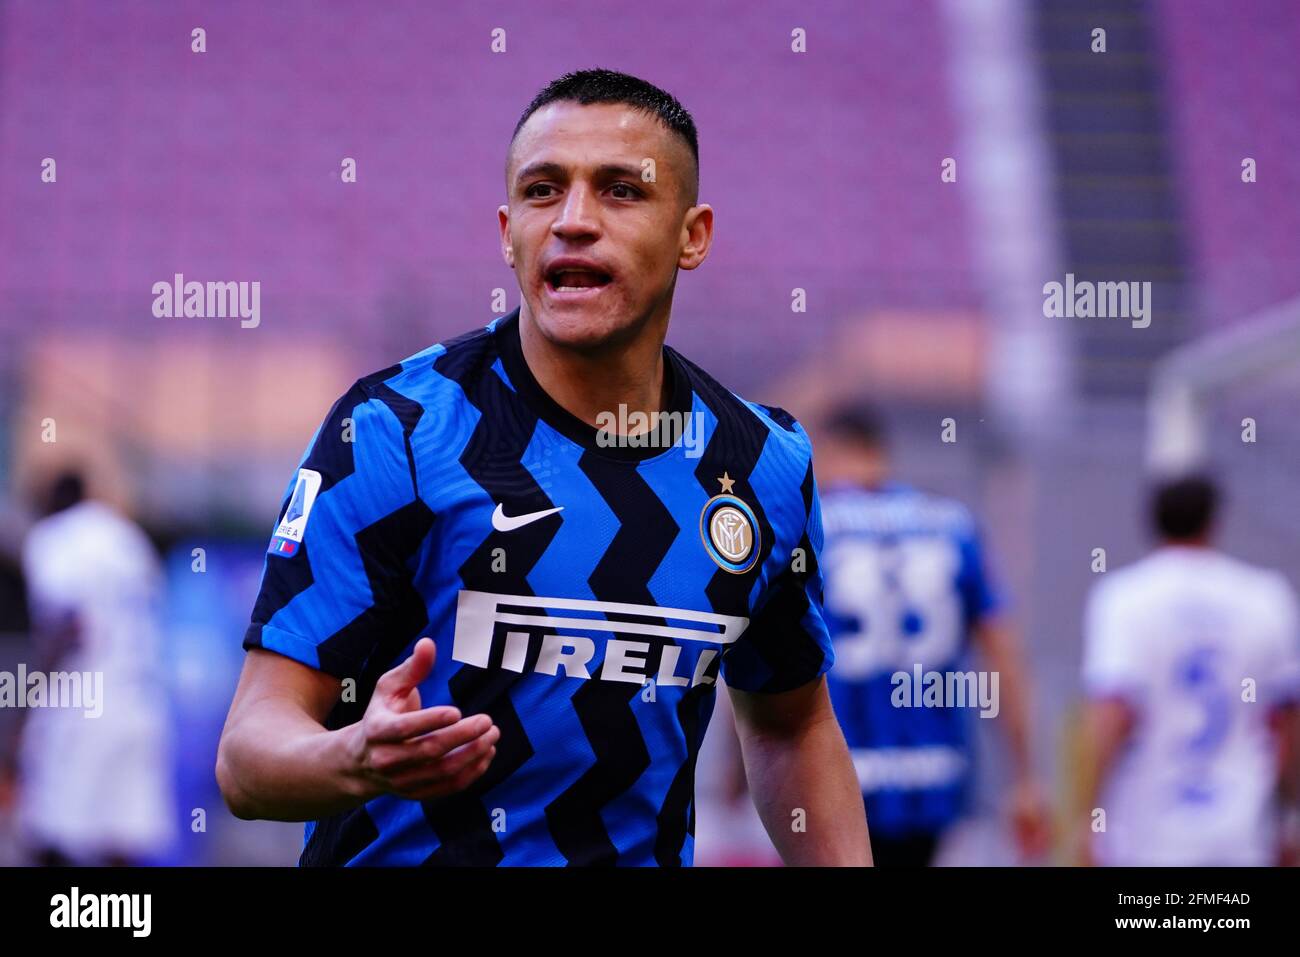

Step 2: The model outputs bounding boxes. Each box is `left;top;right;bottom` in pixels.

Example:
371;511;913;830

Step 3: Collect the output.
820;481;1001;837
243;307;833;865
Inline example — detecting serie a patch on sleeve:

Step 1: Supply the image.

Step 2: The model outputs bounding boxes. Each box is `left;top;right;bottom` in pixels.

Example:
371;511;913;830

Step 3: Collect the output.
268;468;323;557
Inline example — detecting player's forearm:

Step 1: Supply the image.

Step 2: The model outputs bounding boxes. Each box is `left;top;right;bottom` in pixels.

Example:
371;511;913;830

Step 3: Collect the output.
1273;706;1300;807
217;700;374;822
994;664;1035;783
976;621;1035;781
739;715;871;866
1079;700;1129;811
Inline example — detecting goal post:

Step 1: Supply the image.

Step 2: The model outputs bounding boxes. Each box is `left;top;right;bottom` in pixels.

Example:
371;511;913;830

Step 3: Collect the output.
1147;294;1300;476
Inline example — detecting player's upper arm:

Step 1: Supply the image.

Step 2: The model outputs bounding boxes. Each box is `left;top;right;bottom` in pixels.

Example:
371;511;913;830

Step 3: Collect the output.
227;647;343;728
1083;695;1137;750
1266;574;1300;707
728;673;834;740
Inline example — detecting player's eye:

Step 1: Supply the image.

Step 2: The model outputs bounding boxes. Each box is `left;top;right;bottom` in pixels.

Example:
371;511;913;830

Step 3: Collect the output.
525;183;557;199
609;182;642;199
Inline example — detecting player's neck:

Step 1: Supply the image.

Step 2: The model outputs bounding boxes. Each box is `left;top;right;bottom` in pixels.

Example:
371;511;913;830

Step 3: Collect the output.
517;307;672;431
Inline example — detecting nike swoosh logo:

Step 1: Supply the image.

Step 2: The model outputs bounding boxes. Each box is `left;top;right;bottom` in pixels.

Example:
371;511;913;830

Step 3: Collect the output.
491;503;564;532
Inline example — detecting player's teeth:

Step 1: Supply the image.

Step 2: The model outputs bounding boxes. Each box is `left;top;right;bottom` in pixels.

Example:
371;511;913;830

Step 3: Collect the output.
554;271;603;288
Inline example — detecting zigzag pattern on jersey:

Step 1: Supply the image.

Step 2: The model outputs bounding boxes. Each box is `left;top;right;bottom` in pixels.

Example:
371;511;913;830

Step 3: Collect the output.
742;460;824;680
639;350;775;857
541;451;679;865
675;352;825;693
262;368;436;866
421;326;557;866
286;322;823;865
674;352;774;621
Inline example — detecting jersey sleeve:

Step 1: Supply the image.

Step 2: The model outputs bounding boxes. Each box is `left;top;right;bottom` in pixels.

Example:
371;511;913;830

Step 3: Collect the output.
956;519;1003;625
1081;577;1144;702
721;458;835;695
20;528;77;634
243;381;434;679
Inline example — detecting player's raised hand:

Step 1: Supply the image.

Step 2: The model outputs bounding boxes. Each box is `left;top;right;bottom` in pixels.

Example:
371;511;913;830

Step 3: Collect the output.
350;637;500;801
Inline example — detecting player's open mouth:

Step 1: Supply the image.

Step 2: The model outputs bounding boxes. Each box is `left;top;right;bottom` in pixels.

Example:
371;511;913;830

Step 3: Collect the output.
545;267;613;297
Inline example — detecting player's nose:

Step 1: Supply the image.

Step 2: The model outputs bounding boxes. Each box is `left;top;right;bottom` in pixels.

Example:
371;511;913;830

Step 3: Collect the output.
550;183;601;239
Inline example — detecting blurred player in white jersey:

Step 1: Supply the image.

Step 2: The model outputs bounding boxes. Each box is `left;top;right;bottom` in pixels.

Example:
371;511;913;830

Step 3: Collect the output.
2;470;177;865
1080;475;1300;866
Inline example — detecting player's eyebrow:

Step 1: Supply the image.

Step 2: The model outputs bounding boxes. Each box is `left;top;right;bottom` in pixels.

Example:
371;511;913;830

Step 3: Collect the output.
514;161;651;186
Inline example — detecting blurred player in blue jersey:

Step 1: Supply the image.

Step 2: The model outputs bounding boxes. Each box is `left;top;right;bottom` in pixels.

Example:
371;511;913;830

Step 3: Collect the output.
816;406;1049;866
216;69;870;866
1079;476;1300;866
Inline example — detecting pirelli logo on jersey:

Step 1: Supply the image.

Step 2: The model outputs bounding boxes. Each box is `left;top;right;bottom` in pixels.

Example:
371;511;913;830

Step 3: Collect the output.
451;590;749;687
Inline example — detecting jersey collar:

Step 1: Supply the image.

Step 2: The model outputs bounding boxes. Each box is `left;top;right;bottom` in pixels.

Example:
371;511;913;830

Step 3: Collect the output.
494;308;695;463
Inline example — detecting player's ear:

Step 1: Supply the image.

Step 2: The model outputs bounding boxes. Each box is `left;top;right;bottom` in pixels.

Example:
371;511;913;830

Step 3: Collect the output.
498;205;514;268
678;203;713;271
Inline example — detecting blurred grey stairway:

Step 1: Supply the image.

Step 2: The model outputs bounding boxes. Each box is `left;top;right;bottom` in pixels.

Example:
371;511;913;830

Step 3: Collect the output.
1031;0;1195;398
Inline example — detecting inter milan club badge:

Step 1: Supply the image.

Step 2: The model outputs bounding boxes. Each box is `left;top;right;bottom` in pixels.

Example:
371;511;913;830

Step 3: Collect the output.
699;471;761;574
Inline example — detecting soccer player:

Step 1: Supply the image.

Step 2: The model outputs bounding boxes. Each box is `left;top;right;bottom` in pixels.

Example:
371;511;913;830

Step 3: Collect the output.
5;470;177;866
216;69;870;866
815;406;1049;866
1079;475;1300;866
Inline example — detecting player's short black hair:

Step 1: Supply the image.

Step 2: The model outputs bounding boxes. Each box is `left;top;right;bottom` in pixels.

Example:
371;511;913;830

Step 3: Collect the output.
510;68;699;199
42;468;85;516
1151;474;1218;541
823;403;888;451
